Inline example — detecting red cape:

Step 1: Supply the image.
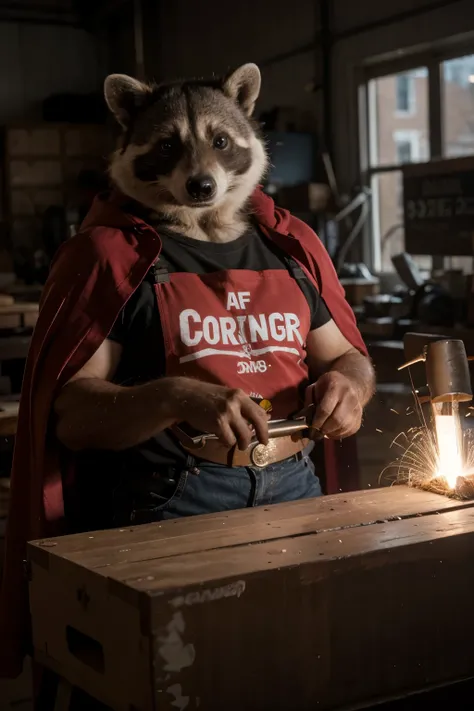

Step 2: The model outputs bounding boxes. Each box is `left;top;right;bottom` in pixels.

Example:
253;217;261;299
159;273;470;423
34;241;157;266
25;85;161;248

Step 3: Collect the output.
0;188;367;678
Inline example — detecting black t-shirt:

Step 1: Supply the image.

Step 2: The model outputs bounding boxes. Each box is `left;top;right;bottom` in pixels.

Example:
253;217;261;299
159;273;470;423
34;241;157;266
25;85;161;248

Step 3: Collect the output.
104;224;331;473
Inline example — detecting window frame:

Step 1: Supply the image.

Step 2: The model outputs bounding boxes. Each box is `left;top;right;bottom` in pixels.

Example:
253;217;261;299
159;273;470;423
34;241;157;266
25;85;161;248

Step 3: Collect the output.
359;39;474;272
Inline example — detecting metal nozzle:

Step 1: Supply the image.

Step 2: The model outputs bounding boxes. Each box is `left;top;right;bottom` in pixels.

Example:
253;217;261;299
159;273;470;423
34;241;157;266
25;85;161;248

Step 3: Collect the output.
425;339;472;403
400;333;473;405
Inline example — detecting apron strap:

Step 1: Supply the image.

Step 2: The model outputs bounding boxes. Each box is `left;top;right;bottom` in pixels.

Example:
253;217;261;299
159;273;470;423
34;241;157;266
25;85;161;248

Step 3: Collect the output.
283;255;307;284
281;255;320;309
147;259;170;284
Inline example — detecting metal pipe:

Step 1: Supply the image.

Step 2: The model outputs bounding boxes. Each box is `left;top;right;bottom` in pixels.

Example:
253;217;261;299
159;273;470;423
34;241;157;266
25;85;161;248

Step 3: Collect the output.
204;418;310;443
172;416;313;449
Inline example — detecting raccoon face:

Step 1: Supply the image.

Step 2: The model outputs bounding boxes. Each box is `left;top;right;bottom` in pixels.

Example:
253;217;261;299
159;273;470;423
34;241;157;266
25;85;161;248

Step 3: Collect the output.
104;64;268;215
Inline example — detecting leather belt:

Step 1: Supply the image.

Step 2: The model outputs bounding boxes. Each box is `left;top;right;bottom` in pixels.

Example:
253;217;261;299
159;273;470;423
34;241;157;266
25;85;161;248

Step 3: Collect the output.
182;434;310;468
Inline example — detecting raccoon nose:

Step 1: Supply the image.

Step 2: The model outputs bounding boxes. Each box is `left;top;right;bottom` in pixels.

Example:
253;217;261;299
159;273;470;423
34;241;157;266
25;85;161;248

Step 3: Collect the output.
186;176;216;201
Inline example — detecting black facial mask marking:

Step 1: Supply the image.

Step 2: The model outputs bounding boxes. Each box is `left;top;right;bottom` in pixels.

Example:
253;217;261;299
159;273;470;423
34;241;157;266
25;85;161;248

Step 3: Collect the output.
133;136;183;182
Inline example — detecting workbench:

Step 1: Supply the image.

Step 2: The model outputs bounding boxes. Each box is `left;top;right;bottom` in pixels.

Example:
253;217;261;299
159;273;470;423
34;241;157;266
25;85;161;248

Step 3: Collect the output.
28;486;474;711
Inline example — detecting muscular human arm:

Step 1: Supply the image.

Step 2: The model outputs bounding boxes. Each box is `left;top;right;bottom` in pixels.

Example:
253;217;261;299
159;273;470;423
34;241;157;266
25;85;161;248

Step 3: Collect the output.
305;320;375;438
54;340;177;451
54;340;269;452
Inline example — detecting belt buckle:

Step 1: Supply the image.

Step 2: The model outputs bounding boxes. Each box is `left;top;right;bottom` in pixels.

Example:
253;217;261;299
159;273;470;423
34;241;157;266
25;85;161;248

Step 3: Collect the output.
250;442;271;468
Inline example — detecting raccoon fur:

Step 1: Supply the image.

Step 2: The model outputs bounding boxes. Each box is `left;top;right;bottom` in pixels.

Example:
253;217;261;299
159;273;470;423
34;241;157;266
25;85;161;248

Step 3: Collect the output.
104;63;268;242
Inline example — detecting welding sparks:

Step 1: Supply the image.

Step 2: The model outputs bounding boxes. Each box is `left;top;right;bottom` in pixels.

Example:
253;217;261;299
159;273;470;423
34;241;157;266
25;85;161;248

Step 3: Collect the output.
387;428;439;488
386;362;474;494
384;401;474;498
433;403;464;489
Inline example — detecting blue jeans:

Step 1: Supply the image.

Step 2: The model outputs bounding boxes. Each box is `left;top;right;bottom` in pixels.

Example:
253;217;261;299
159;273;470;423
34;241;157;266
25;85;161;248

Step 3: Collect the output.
129;451;322;523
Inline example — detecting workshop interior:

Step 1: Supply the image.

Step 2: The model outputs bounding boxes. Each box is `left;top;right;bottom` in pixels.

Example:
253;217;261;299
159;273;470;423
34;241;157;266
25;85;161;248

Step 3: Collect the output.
4;0;474;710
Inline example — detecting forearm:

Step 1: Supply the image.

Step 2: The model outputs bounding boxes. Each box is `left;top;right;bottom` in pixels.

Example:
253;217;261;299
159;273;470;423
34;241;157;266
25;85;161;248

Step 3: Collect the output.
54;377;181;451
327;349;375;406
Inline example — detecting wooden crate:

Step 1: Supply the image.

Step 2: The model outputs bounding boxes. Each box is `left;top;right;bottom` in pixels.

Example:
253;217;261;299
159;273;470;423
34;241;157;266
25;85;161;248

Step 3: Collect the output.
3;123;111;252
28;487;474;711
0;303;38;330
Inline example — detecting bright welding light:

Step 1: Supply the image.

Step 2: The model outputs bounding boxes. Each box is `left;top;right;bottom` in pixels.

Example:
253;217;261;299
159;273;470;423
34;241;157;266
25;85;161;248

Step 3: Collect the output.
434;403;464;489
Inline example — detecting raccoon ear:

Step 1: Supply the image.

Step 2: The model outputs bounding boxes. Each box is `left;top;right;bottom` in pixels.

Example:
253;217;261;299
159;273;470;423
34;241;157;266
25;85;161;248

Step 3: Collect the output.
104;74;151;129
223;63;261;116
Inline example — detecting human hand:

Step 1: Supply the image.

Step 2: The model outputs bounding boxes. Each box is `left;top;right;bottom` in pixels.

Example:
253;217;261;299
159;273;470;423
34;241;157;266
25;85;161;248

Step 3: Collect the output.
172;378;269;450
304;371;363;439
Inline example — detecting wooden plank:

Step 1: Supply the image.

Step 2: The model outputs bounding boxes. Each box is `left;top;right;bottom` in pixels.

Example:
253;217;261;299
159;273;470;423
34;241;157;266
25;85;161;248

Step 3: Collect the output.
31;487;474;573
0;302;38;330
104;504;474;593
0;302;38;315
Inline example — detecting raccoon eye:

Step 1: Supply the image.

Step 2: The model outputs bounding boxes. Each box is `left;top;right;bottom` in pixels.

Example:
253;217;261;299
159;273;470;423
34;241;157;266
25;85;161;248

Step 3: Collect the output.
213;135;229;150
157;139;174;156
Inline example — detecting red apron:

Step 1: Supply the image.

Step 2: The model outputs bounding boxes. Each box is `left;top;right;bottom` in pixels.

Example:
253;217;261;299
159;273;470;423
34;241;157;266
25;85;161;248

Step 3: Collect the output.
154;268;312;419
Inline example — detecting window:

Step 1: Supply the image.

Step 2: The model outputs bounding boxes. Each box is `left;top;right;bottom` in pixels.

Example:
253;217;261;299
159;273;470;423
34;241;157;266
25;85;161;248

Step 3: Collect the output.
394;130;421;164
362;50;474;274
396;74;414;114
396;140;412;163
365;68;429;271
443;54;474;158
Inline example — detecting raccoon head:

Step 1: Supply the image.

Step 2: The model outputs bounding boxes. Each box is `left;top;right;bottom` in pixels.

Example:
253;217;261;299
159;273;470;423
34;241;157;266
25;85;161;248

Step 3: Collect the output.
104;64;268;233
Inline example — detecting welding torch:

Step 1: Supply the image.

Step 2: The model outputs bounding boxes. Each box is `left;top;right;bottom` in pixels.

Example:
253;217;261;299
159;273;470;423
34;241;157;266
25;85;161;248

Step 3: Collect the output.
399;334;474;494
399;334;473;409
